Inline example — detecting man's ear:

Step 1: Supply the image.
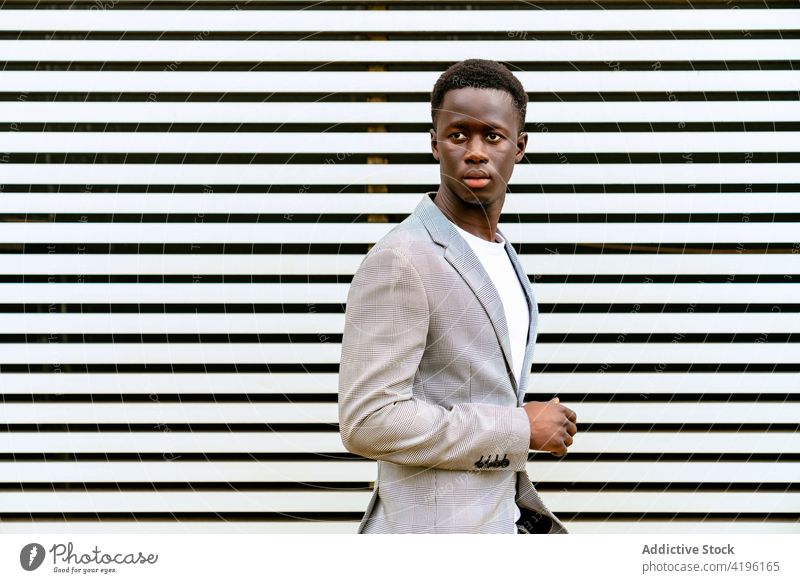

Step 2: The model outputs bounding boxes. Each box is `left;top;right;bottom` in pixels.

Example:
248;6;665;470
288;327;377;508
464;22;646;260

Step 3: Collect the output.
515;131;528;163
430;128;440;161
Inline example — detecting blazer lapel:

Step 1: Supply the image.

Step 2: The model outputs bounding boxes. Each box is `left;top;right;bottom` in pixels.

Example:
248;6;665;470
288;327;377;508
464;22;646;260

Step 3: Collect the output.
498;223;538;404
414;191;536;401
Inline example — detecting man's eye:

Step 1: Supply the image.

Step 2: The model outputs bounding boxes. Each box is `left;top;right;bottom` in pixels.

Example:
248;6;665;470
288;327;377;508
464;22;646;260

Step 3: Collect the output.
450;132;465;140
487;133;502;142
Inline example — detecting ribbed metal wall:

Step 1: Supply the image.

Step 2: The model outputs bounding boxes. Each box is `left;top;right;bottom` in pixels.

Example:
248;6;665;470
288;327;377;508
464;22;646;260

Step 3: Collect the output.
0;0;798;534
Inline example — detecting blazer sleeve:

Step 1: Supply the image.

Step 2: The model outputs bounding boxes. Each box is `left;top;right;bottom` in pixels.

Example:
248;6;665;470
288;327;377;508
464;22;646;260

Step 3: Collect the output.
338;246;531;472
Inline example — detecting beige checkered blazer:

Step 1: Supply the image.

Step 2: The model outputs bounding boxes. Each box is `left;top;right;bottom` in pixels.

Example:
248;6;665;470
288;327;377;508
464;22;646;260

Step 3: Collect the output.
338;191;568;534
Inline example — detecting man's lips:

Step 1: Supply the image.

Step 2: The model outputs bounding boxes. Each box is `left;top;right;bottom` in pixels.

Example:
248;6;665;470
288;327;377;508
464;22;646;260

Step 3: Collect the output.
462;174;491;189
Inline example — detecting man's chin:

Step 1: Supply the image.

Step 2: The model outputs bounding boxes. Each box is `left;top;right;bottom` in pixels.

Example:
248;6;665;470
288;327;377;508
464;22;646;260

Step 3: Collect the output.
457;188;501;207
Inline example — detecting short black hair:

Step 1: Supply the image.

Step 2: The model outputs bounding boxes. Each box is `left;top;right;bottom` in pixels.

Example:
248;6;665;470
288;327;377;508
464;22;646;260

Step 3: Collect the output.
430;59;528;135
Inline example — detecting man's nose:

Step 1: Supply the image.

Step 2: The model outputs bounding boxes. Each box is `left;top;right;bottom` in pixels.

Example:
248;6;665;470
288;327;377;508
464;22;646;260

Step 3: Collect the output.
463;136;489;163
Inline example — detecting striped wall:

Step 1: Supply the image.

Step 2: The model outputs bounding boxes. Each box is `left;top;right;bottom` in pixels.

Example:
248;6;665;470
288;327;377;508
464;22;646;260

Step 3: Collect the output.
0;0;798;534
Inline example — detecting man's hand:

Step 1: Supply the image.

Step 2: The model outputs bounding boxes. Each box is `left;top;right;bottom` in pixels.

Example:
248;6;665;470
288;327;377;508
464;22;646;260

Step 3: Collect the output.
523;397;577;456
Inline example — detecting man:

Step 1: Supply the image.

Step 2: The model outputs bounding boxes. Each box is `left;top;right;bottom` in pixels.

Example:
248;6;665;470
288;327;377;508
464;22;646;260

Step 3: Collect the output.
338;59;577;534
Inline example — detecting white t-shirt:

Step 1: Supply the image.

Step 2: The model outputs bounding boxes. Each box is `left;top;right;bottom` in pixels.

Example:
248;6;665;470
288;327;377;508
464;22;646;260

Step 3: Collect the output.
450;222;530;387
451;221;531;528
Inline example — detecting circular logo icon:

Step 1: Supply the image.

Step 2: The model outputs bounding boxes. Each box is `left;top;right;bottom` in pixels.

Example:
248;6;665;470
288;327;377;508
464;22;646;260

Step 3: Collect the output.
20;543;46;571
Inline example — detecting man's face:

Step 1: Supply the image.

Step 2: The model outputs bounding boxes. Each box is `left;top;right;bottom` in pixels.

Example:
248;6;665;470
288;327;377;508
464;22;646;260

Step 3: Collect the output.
430;86;527;208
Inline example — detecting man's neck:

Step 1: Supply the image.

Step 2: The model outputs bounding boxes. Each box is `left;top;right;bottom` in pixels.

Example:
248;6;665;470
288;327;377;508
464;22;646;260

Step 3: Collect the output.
431;189;503;243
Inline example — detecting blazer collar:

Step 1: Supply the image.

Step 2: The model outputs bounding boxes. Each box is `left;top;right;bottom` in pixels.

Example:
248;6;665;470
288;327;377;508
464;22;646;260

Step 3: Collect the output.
413;191;537;402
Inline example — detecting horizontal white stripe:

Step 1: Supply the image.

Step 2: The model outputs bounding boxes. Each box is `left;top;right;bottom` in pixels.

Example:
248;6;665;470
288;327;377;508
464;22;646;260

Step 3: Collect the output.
1;71;798;92
2;282;797;305
0;372;794;395
3;101;797;123
0;221;796;243
1;431;794;454
1;163;796;185
0;490;795;513
2;312;796;334
2;131;797;153
0;402;797;424
533;461;799;483
0;10;791;32
0;460;796;483
0;372;341;394
4;40;798;62
0;254;361;275
0;461;382;483
0;342;792;364
543;491;800;513
0;254;793;275
568;522;800;534
0;521;360;534
2;521;796;535
2;193;799;214
0;491;370;513
0;432;344;453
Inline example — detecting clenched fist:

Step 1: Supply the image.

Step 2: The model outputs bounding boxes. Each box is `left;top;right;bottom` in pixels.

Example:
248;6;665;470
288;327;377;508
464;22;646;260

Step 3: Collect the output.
523;397;577;457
